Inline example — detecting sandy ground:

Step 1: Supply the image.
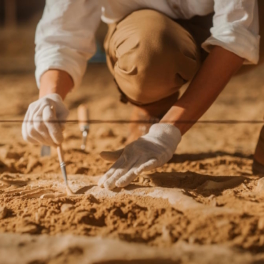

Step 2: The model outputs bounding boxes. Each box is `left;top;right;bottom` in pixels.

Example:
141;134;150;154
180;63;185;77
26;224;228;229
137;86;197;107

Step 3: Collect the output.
0;62;264;263
1;11;264;262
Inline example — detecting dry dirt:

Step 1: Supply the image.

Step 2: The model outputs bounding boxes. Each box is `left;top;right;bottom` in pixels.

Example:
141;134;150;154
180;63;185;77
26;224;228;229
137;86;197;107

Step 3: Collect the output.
1;49;264;263
0;3;264;262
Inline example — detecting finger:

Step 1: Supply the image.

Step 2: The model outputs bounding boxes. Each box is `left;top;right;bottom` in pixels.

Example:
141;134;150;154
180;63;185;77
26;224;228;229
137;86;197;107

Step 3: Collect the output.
43;106;64;145
33;114;54;146
22;105;37;143
104;167;129;190
100;149;124;162
134;159;158;175
33;101;56;146
26;108;52;145
22;110;30;142
98;157;125;187
116;159;158;188
25;121;42;145
115;168;138;188
98;167;116;187
104;155;138;189
24;107;42;145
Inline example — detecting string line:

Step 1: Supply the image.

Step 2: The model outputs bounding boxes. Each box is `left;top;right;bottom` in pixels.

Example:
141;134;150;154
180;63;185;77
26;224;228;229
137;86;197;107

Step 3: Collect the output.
0;119;263;124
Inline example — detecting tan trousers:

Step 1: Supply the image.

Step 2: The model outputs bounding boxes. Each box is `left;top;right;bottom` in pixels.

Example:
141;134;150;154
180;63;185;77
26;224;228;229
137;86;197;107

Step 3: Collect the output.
104;9;213;116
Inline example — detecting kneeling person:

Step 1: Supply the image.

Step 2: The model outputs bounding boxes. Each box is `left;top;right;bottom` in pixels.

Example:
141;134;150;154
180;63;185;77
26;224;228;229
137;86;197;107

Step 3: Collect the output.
22;0;261;189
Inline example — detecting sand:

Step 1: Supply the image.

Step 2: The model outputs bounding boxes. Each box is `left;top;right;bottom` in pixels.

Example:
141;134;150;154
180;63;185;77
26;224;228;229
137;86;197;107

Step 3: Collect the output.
0;59;264;262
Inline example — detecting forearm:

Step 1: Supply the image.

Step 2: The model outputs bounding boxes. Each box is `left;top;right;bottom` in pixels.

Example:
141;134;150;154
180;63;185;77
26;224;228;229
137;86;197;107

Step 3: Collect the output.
161;46;244;135
39;70;74;100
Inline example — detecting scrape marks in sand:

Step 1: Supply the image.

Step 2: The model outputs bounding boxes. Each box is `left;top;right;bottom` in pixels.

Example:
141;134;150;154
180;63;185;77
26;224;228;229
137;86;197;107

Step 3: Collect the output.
0;174;76;199
1;173;264;251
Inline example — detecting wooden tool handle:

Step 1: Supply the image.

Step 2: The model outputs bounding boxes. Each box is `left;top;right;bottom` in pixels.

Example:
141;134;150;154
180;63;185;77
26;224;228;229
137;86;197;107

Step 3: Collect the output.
78;104;89;131
50;105;64;160
57;145;64;163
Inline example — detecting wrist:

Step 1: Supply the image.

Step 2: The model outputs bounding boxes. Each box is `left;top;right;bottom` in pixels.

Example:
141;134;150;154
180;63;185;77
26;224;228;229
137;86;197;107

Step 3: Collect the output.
161;106;191;135
39;70;73;100
39;86;64;99
147;123;181;151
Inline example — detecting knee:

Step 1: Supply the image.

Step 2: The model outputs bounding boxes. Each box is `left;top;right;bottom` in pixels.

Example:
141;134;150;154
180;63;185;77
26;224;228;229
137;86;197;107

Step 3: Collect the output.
113;10;198;104
116;10;175;71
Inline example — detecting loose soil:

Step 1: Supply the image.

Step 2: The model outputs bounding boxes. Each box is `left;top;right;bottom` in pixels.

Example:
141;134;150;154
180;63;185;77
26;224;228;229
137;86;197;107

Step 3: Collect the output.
1;42;264;263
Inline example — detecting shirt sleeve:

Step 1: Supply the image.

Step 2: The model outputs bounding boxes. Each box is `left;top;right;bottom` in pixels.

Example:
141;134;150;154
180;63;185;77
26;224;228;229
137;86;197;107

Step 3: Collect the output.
202;0;260;64
35;0;101;89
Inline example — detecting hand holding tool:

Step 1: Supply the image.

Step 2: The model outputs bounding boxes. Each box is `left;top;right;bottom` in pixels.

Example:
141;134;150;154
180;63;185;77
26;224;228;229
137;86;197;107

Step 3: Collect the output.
22;93;69;146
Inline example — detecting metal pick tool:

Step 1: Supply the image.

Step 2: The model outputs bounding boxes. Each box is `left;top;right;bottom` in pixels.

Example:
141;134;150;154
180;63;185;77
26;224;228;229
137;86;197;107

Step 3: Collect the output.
56;145;68;186
49;105;68;187
77;104;90;151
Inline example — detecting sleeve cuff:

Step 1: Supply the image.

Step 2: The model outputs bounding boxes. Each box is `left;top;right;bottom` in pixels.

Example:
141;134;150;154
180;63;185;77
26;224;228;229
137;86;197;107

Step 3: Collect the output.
202;24;260;65
35;47;90;89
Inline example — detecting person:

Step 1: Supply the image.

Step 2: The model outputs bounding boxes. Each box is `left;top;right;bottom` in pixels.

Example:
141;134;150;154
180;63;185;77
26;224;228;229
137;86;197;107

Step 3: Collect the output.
22;0;261;190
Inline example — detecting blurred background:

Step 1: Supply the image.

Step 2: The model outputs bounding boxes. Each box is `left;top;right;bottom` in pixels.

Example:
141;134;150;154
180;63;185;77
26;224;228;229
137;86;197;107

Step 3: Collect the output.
0;0;107;73
0;0;44;72
0;0;263;73
0;0;44;26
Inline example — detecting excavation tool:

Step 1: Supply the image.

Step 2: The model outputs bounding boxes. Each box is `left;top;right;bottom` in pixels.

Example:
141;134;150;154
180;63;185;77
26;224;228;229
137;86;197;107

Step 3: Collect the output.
49;105;69;187
78;104;90;151
56;144;68;186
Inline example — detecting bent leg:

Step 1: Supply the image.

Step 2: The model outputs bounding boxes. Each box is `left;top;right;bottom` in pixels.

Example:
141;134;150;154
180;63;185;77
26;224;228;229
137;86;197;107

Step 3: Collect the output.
105;9;200;117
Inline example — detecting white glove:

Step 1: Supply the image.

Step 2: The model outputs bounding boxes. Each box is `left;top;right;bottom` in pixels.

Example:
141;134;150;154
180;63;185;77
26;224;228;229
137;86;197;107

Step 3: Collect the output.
22;94;69;146
98;123;181;189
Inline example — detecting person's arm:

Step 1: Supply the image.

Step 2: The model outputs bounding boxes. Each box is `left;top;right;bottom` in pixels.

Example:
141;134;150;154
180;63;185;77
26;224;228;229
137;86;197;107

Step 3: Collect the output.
161;46;244;135
98;46;244;190
35;0;101;91
22;0;101;147
98;0;260;190
39;70;73;100
162;0;260;135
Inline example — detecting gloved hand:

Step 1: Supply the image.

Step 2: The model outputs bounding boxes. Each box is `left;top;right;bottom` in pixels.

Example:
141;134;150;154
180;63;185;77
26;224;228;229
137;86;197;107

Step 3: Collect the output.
22;94;69;146
98;123;181;189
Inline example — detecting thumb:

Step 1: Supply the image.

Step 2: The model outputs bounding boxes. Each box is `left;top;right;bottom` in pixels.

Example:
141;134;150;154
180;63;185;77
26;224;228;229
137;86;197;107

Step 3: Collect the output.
42;106;63;145
100;149;124;162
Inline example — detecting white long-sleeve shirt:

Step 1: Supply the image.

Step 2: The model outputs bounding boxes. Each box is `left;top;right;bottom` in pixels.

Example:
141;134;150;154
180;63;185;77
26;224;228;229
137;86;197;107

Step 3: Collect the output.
35;0;260;89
